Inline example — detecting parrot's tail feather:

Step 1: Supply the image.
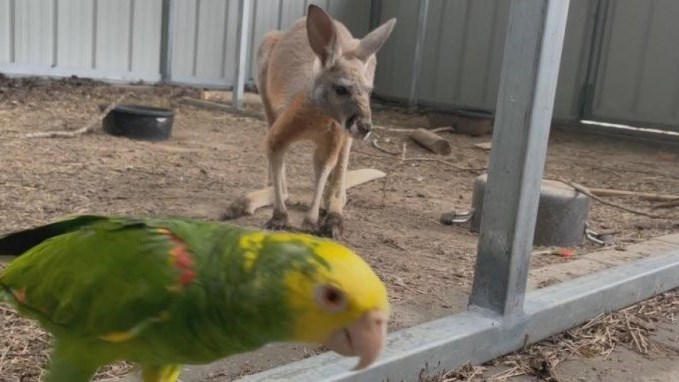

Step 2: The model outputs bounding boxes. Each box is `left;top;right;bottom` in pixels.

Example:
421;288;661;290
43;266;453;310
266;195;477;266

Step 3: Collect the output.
0;215;107;257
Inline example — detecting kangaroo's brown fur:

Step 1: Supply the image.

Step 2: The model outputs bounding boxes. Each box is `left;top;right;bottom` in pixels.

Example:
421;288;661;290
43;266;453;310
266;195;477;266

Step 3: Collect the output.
222;5;396;239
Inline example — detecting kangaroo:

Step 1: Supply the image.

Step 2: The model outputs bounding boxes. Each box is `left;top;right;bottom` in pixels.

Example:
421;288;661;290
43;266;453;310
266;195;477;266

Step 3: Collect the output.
221;5;396;239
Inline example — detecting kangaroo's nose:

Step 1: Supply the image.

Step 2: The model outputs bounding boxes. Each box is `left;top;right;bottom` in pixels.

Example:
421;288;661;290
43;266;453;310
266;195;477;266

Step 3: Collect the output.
345;115;372;140
357;120;372;140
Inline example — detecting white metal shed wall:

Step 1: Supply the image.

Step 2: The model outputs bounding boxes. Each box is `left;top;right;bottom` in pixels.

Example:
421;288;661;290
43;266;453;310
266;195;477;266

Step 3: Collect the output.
588;0;679;131
0;0;163;82
373;0;597;122
168;0;370;87
0;0;369;88
169;0;238;86
2;1;678;131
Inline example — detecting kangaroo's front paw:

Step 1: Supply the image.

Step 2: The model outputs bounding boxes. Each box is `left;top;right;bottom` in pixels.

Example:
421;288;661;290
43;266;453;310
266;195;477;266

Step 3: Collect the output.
318;212;344;239
264;210;289;231
220;198;252;221
301;217;319;233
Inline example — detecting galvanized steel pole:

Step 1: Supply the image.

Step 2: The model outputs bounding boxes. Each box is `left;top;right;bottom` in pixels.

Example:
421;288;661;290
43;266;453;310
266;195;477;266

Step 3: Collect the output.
233;0;252;110
469;0;571;316
159;0;175;82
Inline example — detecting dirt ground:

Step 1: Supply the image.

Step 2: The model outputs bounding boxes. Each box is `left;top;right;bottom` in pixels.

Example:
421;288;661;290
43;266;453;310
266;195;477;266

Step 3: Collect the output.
0;76;678;381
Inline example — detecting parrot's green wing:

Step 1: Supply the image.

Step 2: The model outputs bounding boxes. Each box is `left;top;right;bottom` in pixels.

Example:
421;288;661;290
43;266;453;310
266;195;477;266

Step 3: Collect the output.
0;215;208;341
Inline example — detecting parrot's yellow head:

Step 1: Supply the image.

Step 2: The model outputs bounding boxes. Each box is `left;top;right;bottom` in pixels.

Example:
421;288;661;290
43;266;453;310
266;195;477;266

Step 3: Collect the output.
240;231;390;370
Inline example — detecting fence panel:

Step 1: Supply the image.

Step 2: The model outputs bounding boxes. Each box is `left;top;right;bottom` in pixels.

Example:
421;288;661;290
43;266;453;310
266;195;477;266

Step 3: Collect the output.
373;0;596;122
0;0;163;82
588;0;679;131
0;0;10;64
169;0;370;88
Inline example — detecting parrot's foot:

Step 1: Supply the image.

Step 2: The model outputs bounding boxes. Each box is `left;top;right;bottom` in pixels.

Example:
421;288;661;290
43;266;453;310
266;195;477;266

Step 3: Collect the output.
141;364;183;382
264;210;290;231
318;212;344;239
220;198;252;221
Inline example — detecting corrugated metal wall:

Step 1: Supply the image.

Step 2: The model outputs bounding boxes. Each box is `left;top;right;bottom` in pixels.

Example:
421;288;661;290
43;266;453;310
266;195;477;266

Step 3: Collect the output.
168;0;370;87
1;1;678;131
0;0;163;82
0;0;369;86
373;0;597;121
553;0;598;121
588;0;679;131
169;0;239;86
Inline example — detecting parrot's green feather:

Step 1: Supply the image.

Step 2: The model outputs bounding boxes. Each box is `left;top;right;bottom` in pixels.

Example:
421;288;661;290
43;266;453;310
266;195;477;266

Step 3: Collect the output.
0;215;322;365
2;217;185;336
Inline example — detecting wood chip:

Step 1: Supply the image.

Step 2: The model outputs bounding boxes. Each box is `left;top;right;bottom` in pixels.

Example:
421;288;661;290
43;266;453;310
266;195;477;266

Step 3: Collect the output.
474;141;493;150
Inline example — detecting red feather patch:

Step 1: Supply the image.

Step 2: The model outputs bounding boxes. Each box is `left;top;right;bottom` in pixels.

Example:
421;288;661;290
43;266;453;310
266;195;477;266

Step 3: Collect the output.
157;228;196;289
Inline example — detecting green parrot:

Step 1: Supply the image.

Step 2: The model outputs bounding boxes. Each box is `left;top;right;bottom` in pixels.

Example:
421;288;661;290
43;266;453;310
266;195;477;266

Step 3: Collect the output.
0;215;390;382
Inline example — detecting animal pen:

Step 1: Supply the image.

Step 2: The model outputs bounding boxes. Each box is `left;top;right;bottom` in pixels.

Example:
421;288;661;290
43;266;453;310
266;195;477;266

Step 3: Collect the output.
1;0;679;381
231;1;679;380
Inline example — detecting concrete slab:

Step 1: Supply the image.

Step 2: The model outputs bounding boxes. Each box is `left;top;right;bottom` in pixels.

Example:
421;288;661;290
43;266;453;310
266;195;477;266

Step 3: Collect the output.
527;258;609;290
583;248;648;266
527;247;649;290
656;233;679;246
625;239;679;257
525;236;679;291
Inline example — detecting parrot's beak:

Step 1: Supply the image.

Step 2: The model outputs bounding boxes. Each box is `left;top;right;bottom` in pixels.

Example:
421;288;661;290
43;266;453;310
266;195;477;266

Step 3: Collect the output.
323;309;389;370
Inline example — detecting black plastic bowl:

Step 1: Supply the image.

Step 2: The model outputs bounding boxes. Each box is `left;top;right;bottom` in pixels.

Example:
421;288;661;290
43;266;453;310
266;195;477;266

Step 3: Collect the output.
102;104;175;141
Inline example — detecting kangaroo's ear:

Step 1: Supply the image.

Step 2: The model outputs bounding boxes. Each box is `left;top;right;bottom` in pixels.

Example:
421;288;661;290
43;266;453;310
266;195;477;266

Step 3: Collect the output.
307;4;341;67
354;18;397;62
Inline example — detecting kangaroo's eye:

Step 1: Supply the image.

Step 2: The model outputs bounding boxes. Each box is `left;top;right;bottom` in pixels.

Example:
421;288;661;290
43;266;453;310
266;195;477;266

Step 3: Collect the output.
334;85;350;96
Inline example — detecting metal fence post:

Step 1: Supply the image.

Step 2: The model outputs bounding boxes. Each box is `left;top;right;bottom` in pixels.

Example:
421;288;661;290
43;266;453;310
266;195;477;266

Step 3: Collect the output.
578;0;609;121
469;0;571;316
159;0;175;82
233;0;253;110
408;0;429;110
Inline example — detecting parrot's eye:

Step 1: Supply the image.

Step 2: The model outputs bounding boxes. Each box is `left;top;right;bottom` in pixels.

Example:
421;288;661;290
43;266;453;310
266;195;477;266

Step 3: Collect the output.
315;284;347;313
